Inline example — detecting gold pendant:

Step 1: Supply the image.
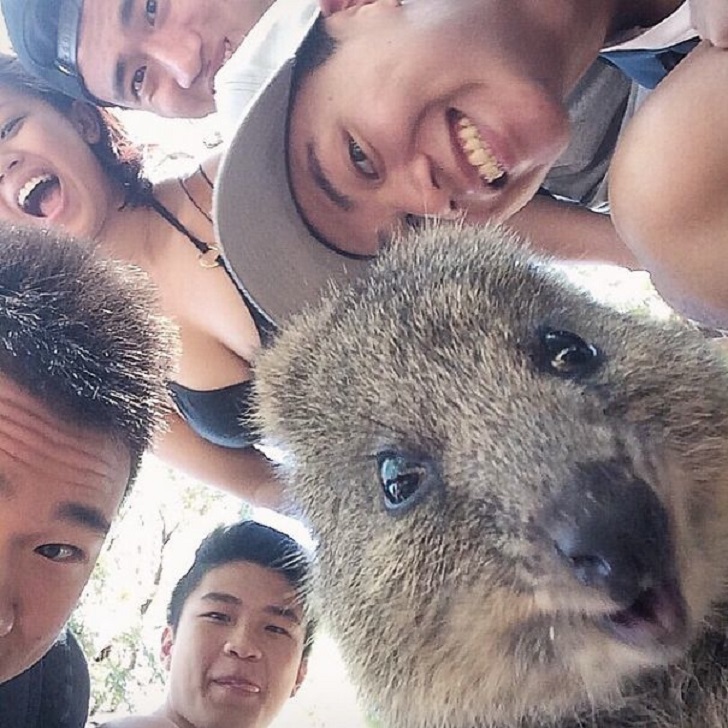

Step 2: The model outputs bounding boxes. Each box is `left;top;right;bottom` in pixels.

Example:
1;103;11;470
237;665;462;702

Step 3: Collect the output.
198;246;222;269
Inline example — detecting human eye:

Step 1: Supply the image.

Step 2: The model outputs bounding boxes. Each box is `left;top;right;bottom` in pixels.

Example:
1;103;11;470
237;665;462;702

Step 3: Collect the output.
347;135;379;180
145;0;158;25
0;115;25;140
35;543;85;563
131;66;148;100
201;611;231;623
266;624;292;637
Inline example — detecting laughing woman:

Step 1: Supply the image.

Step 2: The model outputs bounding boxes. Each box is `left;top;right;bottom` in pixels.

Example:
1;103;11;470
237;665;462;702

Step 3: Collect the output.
0;55;282;508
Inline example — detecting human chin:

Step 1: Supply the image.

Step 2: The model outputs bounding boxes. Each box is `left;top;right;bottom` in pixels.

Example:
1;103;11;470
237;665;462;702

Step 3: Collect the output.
151;90;216;119
0;630;58;683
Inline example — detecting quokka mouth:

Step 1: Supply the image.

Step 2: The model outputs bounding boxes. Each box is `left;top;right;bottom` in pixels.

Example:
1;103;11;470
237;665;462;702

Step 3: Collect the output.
601;580;688;656
451;111;507;188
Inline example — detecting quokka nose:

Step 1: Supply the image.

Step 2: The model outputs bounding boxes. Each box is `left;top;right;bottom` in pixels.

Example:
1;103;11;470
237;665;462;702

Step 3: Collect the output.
548;462;672;607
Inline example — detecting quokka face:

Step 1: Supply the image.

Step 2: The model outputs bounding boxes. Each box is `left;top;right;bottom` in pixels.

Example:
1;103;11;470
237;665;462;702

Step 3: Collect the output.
255;223;728;728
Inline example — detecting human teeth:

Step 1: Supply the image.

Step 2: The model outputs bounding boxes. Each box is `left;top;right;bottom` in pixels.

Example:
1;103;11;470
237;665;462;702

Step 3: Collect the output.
467;147;491;166
18;174;53;210
455;115;505;184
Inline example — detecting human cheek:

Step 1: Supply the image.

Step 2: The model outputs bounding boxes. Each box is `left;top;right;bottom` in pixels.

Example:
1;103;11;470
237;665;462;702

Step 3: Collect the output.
33;565;90;630
10;569;81;671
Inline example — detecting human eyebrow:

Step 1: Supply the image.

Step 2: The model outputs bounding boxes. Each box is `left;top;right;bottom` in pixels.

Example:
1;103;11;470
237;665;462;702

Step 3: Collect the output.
201;592;243;606
266;605;302;625
306;141;353;212
113;0;136;102
55;501;111;536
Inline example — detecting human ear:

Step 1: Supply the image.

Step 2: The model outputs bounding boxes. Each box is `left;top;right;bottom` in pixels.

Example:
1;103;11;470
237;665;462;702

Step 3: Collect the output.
160;626;175;671
319;0;399;18
290;657;308;697
68;101;102;145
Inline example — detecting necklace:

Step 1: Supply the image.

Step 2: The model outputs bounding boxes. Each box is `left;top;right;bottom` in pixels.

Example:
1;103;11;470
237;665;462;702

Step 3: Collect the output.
198;164;215;190
178;171;213;225
150;195;222;269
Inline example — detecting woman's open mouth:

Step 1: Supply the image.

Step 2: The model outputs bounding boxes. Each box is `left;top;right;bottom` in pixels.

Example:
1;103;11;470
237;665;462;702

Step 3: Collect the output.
18;174;62;218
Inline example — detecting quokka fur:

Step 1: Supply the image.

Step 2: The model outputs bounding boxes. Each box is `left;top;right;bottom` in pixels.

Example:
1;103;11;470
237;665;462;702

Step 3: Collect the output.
255;223;728;728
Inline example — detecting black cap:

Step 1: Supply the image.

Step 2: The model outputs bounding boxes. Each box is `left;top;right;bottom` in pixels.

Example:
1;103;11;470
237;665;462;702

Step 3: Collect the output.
1;0;108;104
0;630;91;728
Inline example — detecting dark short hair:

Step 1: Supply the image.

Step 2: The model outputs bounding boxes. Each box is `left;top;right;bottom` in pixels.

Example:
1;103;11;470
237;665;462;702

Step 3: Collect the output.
0;54;152;208
167;520;315;657
0;223;176;485
1;0;101;104
290;16;337;98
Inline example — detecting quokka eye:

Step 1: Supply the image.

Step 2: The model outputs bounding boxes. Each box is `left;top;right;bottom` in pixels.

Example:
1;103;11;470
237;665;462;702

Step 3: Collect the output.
377;451;439;514
537;328;602;378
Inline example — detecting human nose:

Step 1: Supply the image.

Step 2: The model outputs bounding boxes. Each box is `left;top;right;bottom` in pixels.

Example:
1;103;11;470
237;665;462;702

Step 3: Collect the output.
388;154;458;219
148;31;202;89
222;624;263;660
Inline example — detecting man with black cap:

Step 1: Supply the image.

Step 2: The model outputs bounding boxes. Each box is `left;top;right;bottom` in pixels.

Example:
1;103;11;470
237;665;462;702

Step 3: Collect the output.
0;223;175;724
0;0;317;124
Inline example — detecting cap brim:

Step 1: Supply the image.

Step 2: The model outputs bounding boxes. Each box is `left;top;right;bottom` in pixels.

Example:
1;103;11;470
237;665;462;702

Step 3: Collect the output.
214;32;370;327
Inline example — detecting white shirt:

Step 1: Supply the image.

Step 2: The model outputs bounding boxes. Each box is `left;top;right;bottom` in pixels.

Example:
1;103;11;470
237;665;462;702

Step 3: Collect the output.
603;1;696;52
214;0;319;141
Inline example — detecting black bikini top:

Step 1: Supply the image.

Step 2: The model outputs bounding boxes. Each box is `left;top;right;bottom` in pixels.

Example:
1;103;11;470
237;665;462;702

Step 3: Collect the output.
151;178;277;448
167;379;260;449
164;284;276;449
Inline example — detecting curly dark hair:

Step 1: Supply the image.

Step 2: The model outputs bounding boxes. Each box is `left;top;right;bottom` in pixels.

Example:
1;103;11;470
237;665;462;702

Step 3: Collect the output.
0;54;153;208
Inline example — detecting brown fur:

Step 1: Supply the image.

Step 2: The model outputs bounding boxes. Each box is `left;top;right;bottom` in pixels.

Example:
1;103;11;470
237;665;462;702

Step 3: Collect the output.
254;223;728;728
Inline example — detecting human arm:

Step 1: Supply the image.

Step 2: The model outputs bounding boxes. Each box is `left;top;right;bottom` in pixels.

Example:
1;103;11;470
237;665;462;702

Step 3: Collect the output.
507;194;640;268
153;409;284;509
690;0;728;47
609;41;728;328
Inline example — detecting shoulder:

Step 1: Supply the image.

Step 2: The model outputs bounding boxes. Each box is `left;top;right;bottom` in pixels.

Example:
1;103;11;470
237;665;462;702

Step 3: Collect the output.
154;153;221;194
152;153;221;216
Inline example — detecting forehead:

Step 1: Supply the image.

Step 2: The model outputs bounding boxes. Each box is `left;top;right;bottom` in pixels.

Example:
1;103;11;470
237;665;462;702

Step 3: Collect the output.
187;561;301;611
0;85;53;110
0;373;131;520
76;0;127;104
